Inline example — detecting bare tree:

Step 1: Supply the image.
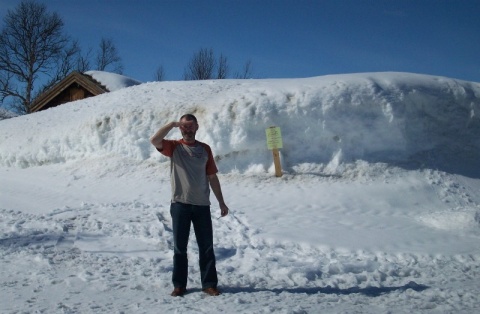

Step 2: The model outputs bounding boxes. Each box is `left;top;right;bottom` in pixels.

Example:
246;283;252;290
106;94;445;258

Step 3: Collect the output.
0;0;74;113
95;37;123;74
183;48;216;80
76;47;93;73
216;54;228;79
154;65;165;81
40;40;81;92
235;59;253;79
184;48;253;80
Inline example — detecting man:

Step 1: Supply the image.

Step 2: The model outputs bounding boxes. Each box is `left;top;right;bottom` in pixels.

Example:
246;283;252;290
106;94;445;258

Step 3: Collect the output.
150;114;229;297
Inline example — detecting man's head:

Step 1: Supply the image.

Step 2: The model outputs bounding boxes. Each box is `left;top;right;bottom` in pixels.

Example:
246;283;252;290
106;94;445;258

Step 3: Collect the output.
179;114;198;143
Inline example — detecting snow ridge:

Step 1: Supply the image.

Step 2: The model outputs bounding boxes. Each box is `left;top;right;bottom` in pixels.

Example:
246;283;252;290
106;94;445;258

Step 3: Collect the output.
0;72;479;177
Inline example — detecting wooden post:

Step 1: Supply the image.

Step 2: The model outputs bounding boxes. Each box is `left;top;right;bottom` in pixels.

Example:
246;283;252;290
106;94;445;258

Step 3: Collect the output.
265;126;283;177
272;148;282;177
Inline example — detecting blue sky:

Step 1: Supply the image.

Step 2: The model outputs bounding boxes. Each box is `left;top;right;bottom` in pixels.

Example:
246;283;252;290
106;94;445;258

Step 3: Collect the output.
1;0;479;82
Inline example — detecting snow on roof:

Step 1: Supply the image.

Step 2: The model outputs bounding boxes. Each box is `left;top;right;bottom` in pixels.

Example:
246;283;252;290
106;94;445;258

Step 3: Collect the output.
85;70;142;92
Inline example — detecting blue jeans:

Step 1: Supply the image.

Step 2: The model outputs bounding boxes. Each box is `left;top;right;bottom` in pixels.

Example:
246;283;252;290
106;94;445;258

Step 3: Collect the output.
170;202;218;289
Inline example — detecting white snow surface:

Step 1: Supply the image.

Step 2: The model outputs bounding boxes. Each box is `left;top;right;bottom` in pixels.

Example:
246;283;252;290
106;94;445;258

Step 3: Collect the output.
84;70;142;92
1;72;480;313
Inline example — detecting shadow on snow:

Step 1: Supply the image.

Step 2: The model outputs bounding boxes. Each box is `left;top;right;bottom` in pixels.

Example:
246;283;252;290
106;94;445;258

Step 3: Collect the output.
220;281;428;297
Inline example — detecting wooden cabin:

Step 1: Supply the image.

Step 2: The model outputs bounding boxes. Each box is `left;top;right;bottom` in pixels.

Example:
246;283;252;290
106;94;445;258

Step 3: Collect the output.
30;71;108;112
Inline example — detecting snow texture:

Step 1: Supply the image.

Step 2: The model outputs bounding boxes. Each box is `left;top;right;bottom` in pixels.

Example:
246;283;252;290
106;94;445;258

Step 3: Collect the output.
0;72;479;313
85;70;142;92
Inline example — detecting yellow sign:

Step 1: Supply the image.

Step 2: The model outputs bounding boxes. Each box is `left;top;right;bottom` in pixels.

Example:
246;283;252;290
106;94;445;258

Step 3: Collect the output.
265;126;283;150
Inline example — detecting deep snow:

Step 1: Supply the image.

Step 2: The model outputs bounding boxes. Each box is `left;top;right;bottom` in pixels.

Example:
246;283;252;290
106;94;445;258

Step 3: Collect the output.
0;72;479;313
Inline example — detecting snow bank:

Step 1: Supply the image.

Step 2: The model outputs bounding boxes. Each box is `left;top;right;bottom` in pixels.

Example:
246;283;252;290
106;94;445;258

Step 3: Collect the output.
0;72;479;177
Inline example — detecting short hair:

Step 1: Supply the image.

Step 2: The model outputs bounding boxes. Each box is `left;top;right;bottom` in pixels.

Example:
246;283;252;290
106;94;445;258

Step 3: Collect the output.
180;114;197;123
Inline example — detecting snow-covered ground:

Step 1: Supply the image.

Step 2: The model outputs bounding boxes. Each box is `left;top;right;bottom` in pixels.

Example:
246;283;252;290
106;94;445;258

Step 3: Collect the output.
1;72;479;313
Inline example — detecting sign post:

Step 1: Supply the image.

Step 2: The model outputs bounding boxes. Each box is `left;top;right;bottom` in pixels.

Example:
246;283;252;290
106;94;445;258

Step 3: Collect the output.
265;126;283;177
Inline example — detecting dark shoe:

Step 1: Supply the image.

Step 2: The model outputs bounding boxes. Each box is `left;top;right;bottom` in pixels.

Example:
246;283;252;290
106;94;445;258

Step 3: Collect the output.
202;287;221;296
171;287;186;297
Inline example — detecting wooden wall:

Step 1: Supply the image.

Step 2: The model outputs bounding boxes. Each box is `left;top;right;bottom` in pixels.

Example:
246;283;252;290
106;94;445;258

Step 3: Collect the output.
40;84;95;110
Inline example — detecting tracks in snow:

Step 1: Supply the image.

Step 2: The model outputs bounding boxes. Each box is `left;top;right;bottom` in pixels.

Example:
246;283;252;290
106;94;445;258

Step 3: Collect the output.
1;200;479;312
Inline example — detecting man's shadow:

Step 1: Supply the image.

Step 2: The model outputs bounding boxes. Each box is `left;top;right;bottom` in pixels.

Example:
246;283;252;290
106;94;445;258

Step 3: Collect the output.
218;281;428;297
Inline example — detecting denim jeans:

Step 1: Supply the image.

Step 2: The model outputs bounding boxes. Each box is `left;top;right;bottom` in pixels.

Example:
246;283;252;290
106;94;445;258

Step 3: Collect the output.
170;202;218;289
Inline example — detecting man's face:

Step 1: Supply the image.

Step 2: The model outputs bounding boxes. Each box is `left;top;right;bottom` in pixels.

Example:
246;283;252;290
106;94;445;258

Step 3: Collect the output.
179;119;198;142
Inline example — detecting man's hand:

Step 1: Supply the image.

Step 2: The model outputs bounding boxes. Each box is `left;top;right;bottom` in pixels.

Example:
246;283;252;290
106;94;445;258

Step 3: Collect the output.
219;202;229;217
208;174;228;218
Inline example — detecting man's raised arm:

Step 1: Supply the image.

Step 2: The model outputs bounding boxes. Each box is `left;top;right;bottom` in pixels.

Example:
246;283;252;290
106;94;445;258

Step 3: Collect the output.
150;122;179;150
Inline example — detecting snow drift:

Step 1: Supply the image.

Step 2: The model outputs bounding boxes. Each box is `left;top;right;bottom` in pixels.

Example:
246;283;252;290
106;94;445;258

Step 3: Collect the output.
1;72;479;178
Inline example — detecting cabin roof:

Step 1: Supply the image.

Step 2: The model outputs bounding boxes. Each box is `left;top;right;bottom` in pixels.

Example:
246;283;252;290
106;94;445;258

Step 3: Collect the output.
30;71;108;112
